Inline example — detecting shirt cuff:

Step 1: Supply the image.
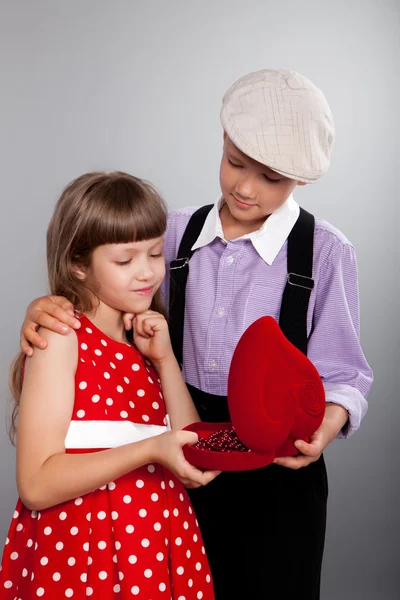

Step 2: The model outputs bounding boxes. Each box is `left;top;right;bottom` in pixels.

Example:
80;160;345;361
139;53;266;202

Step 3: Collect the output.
322;382;368;439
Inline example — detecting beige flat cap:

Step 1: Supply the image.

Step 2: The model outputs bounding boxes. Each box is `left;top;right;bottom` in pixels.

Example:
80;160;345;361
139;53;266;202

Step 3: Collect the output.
220;69;335;183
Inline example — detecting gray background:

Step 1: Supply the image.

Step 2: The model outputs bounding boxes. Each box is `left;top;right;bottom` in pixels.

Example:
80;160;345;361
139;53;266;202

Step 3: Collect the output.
0;1;399;598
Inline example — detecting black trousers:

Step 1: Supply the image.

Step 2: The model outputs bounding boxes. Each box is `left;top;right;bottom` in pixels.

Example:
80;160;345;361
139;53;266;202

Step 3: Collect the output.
187;385;328;600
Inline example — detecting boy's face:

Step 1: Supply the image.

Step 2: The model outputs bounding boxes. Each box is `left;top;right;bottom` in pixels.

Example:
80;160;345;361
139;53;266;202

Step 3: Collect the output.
219;135;305;224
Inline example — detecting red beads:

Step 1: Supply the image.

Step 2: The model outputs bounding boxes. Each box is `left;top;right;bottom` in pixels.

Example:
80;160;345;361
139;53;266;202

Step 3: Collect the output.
194;427;251;453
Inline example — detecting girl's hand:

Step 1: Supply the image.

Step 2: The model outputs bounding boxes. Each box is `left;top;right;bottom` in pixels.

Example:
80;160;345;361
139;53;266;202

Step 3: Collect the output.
273;403;349;469
132;310;173;364
21;295;80;356
154;429;221;488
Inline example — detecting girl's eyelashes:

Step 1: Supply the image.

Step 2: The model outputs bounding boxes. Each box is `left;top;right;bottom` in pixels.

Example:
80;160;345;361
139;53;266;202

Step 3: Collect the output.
150;253;163;258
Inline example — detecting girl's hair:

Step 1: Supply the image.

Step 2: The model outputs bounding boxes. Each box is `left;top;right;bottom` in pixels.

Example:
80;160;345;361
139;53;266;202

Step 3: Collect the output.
9;171;168;443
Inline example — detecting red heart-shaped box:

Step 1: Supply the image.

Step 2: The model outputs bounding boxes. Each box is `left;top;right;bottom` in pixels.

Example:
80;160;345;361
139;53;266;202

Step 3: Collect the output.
183;316;325;471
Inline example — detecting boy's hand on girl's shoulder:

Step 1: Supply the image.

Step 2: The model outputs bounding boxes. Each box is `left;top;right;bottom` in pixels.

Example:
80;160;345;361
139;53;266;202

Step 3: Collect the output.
273;403;349;470
20;295;80;356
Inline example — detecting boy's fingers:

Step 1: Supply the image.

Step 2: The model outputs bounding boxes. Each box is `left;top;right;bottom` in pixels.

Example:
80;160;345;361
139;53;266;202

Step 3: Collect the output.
22;324;48;350
43;304;80;329
20;333;34;356
34;313;71;335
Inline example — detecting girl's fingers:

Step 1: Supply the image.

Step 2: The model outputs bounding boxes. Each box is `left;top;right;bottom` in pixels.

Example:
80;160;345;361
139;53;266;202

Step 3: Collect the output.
123;313;135;331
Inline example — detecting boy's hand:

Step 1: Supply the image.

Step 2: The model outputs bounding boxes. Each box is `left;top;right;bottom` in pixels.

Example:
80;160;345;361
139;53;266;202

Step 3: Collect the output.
273;404;349;469
21;295;80;356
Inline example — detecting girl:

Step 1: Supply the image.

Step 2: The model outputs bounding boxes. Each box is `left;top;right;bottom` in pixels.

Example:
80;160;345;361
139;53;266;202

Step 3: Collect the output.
1;172;217;599
18;70;373;600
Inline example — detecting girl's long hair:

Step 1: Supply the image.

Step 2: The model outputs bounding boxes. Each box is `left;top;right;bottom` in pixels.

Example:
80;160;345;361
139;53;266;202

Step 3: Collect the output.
9;172;168;443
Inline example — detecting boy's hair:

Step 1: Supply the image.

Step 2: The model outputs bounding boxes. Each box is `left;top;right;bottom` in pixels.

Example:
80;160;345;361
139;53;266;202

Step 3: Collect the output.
9;171;168;443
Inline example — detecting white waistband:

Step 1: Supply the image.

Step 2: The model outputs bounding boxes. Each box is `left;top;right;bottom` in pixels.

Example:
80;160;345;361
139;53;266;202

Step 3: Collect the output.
64;419;170;449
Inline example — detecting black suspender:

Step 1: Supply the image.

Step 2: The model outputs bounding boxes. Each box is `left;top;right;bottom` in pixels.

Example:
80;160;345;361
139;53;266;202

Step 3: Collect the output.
169;205;214;368
168;204;315;367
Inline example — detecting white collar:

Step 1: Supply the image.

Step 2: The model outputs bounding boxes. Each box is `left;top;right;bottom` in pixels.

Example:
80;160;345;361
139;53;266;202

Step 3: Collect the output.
191;195;300;265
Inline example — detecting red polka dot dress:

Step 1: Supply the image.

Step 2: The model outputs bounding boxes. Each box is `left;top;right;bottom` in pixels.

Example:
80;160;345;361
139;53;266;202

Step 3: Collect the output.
0;315;214;600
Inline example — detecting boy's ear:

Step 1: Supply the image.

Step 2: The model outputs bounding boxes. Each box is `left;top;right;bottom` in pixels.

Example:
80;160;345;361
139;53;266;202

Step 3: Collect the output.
297;181;308;187
223;130;227;142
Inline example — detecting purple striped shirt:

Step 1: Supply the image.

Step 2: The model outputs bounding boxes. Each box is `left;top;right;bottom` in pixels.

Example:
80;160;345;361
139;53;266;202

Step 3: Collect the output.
161;196;373;438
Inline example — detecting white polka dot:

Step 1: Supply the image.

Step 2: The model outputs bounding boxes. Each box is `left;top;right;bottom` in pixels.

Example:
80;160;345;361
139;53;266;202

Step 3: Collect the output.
123;495;132;504
148;376;154;384
10;551;18;560
108;481;116;490
175;537;182;546
131;587;140;596
86;588;93;596
36;588;45;596
206;574;211;583
189;506;193;514
13;510;19;519
4;581;12;589
163;510;169;518
126;525;134;534
195;562;202;571
16;523;23;532
197;592;203;599
157;552;164;561
53;572;61;581
137;389;145;397
177;566;184;575
193;534;198;542
154;522;162;531
35;542;39;550
110;362;116;369
115;541;121;550
100;339;107;346
131;364;140;371
74;497;83;506
173;508;179;517
124;377;130;384
91;395;100;403
98;571;107;580
104;372;110;379
179;493;184;501
94;349;102;356
142;414;150;422
141;538;150;548
169;480;175;488
97;511;106;520
81;343;88;350
186;550;191;559
111;511;119;520
56;542;63;551
44;527;52;535
92;361;96;366
120;411;128;418
87;557;93;565
85;514;91;523
98;541;106;550
129;401;135;408
113;585;121;593
70;527;78;536
59;512;67;521
136;479;144;488
68;557;75;566
202;546;205;554
112;554;118;563
31;511;38;518
178;597;186;600
159;582;167;591
151;493;159;502
22;568;28;577
183;521;189;529
139;509;147;518
161;481;166;490
106;398;113;406
128;555;137;564
40;556;48;566
118;572;124;581
115;353;123;360
82;542;89;551
80;573;87;582
79;381;87;390
117;385;123;393
65;589;74;597
147;464;155;473
27;539;33;547
144;569;152;578
188;578;193;587
85;328;92;334
152;402;160;410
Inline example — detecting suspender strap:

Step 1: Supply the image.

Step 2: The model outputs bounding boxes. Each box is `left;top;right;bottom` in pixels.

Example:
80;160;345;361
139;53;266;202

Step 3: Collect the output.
169;204;213;367
278;207;315;355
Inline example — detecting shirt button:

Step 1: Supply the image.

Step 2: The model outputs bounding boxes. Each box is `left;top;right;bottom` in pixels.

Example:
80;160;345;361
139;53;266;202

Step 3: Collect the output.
208;360;217;369
226;256;234;265
217;307;225;317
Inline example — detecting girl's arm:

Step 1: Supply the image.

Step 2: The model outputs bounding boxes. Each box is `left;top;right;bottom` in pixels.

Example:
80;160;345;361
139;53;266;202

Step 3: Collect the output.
132;311;200;430
16;328;211;511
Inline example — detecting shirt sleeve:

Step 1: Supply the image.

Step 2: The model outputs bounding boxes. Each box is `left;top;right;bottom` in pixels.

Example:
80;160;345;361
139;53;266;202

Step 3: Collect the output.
308;241;373;438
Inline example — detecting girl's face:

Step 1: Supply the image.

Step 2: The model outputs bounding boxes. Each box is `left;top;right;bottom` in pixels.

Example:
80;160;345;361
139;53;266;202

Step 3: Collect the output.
85;236;165;315
219;136;304;226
